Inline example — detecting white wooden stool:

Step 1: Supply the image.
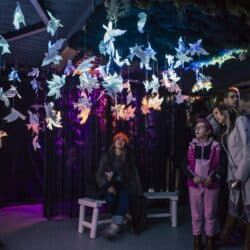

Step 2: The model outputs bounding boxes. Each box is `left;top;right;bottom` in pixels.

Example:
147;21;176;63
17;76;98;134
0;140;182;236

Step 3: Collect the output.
78;198;111;239
144;192;178;227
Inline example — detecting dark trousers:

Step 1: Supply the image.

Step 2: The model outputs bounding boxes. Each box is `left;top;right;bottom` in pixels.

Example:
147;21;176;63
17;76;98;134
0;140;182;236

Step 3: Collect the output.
105;187;129;224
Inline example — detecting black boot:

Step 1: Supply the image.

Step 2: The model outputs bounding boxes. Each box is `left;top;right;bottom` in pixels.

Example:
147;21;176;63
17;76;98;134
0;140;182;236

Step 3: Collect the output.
193;235;202;250
220;214;237;245
244;223;250;250
206;236;216;250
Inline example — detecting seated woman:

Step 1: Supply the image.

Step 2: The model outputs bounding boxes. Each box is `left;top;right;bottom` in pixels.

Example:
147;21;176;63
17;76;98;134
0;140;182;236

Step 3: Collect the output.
96;131;143;239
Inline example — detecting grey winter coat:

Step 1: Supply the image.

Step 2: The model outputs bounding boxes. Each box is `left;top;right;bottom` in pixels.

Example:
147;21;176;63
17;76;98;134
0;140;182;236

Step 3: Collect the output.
225;116;250;205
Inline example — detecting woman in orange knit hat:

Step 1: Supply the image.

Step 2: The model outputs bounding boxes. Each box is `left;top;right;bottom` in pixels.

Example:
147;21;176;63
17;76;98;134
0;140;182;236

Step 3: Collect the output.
96;131;142;239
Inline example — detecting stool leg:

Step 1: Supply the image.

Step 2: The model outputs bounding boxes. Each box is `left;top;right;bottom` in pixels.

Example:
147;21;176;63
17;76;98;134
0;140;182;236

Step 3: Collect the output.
78;205;85;233
170;200;177;227
90;207;99;239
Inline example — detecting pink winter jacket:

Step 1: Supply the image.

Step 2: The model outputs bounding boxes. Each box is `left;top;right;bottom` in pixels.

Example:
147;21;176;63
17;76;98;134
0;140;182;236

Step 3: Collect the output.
186;137;221;189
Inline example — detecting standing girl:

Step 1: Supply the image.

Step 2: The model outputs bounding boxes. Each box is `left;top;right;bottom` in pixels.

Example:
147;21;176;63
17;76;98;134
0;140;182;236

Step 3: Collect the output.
185;119;221;250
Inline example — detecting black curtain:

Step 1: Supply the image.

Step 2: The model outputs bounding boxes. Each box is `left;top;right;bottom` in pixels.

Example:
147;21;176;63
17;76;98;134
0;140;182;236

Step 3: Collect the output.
43;75;190;218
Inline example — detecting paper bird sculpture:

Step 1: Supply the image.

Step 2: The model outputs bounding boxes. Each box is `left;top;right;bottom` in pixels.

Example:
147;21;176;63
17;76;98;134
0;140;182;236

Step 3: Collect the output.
13;1;26;30
42;39;65;66
8;68;21;82
47;11;63;36
26;110;40;135
0;88;10;107
27;67;40;78
44;102;63;130
3;108;26;123
46;74;66;99
137;12;147;33
0;35;11;55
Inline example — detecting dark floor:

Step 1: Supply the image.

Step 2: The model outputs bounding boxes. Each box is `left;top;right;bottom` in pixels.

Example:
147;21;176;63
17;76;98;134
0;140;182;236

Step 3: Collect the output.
0;204;243;250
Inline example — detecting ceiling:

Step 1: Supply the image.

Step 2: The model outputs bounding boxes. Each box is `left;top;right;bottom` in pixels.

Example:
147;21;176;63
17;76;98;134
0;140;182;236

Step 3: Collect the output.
1;0;250;90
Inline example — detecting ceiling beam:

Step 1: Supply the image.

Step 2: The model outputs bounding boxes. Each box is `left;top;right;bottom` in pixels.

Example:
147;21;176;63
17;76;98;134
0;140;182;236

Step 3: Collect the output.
4;22;46;42
29;0;49;26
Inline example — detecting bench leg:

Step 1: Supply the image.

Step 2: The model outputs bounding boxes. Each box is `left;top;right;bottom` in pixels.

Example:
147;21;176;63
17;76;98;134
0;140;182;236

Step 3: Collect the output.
90;207;99;239
170;200;177;227
78;205;85;233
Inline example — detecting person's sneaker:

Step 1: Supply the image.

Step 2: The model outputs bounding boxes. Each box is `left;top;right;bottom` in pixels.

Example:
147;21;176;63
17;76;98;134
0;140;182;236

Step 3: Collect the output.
103;223;121;240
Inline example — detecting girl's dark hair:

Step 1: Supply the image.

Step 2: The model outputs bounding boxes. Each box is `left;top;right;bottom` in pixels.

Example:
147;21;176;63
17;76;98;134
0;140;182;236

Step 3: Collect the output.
213;104;238;130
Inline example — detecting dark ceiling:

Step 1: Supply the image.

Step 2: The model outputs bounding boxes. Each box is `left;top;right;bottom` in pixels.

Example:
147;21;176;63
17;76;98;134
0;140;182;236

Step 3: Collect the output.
1;0;250;90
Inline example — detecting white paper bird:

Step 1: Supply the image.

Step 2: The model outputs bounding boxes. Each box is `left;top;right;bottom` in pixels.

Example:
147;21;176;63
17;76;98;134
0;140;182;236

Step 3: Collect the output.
103;21;126;43
30;79;43;93
8;68;21;82
27;67;40;78
42;39;65;66
47;11;63;36
188;39;209;56
26;110;40;135
0;35;11;55
13;2;26;30
46;74;66;99
103;73;123;96
73;56;96;76
0;88;10;107
44;102;63;130
77;72;99;93
137;12;147;33
3;108;26;123
32;135;41;151
129;42;157;70
64;59;75;76
114;50;130;67
5;85;22;99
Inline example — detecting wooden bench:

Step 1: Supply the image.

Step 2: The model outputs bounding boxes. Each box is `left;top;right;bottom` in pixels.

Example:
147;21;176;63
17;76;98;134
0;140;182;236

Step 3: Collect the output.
78;192;178;238
78;198;111;239
144;191;178;227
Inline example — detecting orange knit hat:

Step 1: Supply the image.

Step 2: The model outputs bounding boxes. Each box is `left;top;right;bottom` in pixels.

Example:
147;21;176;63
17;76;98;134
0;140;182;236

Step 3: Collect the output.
113;132;129;144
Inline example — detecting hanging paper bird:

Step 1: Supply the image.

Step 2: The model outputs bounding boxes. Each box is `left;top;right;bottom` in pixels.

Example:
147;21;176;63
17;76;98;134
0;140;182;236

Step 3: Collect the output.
47;11;63;36
26;110;40;135
0;35;11;55
123;105;136;120
141;94;164;114
103;21;126;43
3;108;26;123
0;130;8;149
46;74;66;99
129;42;157;70
44;102;63;130
77;107;91;125
64;59;75;76
143;74;160;93
114;50;130;67
30;79;43;93
77;72;99;93
175;37;188;55
0;88;10;107
111;104;126;120
5;85;22;99
188;39;209;56
137;12;147;33
13;1;26;30
8;67;21;82
73;56;96;76
27;67;40;78
102;72;123;96
32;135;41;151
165;54;175;68
42;39;65;66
